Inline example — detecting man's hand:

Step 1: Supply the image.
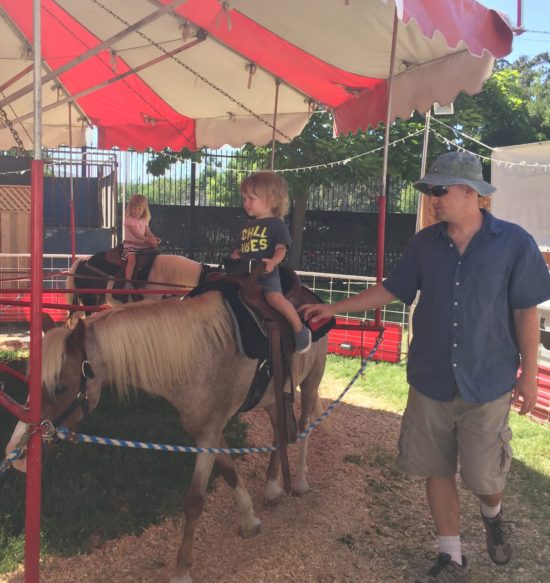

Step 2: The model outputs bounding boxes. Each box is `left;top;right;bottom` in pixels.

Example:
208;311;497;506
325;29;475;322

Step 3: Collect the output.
513;373;538;415
298;303;335;323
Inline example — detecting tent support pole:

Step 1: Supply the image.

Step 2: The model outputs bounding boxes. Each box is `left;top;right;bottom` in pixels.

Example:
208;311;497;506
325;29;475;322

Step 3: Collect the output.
416;109;431;233
8;39;205;128
375;6;398;327
270;79;281;171
69;102;76;261
0;65;34;93
26;1;44;581
0;0;189;110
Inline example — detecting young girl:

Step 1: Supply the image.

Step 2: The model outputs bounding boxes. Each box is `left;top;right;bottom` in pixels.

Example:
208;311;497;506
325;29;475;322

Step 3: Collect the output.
231;172;311;353
122;194;160;283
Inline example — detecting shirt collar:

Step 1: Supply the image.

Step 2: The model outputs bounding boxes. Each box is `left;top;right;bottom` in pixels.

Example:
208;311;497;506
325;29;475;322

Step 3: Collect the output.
435;208;503;239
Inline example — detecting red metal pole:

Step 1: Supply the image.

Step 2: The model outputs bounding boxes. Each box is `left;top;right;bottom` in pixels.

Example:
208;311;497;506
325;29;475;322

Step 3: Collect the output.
26;1;44;579
26;159;44;583
69;103;76;262
517;0;523;29
375;7;398;327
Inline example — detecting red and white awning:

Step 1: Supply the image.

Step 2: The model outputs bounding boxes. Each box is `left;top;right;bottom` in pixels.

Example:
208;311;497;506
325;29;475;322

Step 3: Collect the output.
0;0;514;151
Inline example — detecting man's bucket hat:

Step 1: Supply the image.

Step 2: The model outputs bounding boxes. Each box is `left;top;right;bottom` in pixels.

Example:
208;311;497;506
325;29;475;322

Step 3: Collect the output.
414;151;496;196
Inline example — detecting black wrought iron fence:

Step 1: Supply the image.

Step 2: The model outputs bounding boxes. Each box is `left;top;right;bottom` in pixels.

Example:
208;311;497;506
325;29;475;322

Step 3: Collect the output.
119;149;419;214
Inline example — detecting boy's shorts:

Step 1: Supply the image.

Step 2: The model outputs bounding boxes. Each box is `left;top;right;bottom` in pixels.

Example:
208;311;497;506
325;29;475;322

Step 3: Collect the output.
259;270;282;293
397;387;513;495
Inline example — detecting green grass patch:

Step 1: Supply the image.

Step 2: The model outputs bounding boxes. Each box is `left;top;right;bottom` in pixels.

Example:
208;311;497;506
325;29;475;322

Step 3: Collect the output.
325;355;550;523
0;348;28;361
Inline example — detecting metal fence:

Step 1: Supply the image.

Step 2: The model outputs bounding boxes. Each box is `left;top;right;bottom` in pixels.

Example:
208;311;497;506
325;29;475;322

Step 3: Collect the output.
117;149;419;214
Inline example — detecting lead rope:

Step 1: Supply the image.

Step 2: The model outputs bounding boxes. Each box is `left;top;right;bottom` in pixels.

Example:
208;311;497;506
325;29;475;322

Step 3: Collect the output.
0;334;383;468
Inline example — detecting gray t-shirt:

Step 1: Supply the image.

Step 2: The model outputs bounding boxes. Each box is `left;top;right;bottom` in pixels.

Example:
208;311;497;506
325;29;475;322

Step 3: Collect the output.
233;217;291;262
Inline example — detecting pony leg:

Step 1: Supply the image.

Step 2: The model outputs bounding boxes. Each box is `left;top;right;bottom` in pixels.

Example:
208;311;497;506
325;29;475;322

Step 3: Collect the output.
215;437;260;537
264;400;311;498
170;452;215;583
294;374;325;496
263;403;284;503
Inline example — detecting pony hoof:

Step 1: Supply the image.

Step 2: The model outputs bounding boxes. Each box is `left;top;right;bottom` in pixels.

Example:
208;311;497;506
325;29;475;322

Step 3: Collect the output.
263;496;282;508
264;480;283;504
292;483;311;497
239;521;261;538
169;573;193;583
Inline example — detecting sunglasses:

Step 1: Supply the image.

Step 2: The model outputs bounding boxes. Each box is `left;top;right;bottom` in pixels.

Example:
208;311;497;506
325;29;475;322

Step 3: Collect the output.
425;185;449;197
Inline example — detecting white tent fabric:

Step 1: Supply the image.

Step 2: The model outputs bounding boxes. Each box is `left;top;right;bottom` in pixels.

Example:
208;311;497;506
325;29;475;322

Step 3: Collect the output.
0;0;513;151
491;142;550;248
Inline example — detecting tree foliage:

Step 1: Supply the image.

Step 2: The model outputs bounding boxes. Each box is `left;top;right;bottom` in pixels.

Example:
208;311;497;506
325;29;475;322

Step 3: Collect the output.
145;53;550;193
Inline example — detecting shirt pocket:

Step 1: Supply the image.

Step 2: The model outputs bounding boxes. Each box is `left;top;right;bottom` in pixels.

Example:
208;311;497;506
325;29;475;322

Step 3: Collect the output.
492;426;513;477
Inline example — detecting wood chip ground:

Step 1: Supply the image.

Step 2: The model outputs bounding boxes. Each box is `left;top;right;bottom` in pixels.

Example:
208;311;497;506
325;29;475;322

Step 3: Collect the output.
1;330;548;582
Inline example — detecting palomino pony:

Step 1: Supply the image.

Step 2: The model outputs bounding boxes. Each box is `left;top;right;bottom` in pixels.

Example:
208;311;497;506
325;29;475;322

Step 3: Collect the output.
65;252;204;324
7;293;328;583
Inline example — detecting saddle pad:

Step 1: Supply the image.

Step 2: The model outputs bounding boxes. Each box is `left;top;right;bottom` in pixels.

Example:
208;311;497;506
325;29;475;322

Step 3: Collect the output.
189;278;335;359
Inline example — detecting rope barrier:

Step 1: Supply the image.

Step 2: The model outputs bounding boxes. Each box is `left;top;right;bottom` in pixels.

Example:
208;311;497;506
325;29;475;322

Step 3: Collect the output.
0;335;382;471
0;447;25;477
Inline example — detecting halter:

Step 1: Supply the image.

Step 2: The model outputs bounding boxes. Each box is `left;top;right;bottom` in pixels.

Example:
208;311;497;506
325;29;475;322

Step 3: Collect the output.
52;351;95;428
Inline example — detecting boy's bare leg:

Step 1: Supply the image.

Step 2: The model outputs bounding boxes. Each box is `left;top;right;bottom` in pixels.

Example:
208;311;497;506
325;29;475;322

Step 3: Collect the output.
265;291;302;332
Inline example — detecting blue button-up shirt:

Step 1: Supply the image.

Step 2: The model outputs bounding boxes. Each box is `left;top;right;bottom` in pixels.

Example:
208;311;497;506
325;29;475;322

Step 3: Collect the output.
383;210;550;403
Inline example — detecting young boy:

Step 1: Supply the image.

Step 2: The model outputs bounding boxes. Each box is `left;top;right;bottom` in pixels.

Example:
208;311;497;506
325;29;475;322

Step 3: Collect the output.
231;172;311;353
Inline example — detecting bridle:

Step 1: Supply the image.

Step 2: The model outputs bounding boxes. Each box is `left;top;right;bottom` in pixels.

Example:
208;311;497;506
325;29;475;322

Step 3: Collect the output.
52;351;95;427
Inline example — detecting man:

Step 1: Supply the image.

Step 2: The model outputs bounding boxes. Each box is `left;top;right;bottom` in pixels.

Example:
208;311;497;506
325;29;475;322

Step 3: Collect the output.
300;151;550;582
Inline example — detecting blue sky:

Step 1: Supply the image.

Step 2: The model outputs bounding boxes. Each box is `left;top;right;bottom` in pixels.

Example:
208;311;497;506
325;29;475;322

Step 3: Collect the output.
479;0;550;60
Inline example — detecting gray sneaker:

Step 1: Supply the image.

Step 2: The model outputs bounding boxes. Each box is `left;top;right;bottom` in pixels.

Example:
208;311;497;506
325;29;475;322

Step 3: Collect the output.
294;325;312;354
481;508;513;565
415;553;469;583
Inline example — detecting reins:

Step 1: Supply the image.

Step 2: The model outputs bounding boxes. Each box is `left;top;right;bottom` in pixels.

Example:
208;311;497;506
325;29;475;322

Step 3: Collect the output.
52;352;94;428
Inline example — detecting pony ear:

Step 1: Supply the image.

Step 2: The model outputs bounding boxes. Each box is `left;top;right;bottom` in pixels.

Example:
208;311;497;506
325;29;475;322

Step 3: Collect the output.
42;312;57;334
66;318;86;357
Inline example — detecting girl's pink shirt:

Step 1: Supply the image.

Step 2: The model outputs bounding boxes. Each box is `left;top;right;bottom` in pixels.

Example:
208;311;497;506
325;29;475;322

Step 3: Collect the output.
124;216;148;247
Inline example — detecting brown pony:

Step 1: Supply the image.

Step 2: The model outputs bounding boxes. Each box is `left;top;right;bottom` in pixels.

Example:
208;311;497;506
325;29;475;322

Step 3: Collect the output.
7;293;328;583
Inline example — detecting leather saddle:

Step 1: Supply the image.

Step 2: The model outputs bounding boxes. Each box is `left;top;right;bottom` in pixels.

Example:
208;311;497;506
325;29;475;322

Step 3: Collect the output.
196;261;334;358
105;244;160;300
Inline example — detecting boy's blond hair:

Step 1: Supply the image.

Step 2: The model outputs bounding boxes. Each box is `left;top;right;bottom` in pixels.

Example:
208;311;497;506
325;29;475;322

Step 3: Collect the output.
125;193;151;222
240;172;289;218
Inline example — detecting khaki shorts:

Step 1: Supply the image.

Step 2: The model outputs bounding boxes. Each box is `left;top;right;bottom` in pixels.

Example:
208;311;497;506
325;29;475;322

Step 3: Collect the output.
397;387;513;495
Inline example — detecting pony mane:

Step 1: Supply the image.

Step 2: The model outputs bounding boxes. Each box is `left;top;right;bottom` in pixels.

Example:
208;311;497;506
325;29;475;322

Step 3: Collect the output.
89;294;234;397
42;327;72;395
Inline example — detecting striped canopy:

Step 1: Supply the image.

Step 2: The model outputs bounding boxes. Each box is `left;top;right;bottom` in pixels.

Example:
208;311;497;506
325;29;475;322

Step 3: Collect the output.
0;0;514;151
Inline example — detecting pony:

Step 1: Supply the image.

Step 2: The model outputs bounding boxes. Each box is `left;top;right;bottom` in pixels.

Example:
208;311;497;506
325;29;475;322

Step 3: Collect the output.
6;294;328;583
65;252;204;324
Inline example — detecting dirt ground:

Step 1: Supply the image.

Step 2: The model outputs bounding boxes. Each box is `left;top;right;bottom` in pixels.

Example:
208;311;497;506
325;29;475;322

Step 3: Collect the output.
1;329;548;583
0;324;30;352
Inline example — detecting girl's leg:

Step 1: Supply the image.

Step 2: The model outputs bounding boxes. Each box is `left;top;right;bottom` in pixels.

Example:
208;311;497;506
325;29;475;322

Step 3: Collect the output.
125;253;136;281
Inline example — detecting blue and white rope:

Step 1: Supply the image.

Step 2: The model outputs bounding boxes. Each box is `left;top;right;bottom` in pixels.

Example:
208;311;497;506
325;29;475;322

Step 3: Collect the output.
296;334;383;441
0;338;382;470
54;426;277;454
53;335;382;453
0;447;25;476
